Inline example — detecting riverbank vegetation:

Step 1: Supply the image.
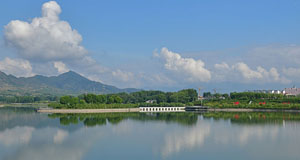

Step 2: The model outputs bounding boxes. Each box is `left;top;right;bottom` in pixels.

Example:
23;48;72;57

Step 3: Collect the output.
0;95;59;103
48;89;197;109
202;112;300;124
47;89;300;110
203;92;300;110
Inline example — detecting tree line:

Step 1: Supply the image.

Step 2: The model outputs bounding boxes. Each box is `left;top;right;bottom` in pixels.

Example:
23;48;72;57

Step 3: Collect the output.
57;89;198;107
0;95;59;103
229;92;285;100
203;91;299;101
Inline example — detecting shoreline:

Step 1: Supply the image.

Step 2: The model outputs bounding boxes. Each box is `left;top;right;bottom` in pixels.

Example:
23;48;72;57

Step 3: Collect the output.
37;107;300;113
37;108;140;113
205;108;300;113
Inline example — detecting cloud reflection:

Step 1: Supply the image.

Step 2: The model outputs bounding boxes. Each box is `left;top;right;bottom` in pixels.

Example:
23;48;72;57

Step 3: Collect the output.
1;126;101;160
0;126;35;146
161;120;282;158
53;129;69;144
237;126;279;145
162;123;211;157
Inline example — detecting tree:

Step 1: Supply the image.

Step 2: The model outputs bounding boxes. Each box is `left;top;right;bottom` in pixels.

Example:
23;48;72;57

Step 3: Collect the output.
60;96;71;105
107;96;115;104
203;92;212;98
60;96;79;107
222;93;229;99
114;96;123;103
84;94;97;103
96;95;107;104
155;94;167;103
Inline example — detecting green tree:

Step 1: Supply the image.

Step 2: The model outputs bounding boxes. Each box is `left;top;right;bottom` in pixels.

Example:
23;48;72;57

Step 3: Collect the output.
96;95;107;104
107;96;115;104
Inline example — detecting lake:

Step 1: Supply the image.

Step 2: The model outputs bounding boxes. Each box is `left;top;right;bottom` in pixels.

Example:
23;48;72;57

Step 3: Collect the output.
0;107;300;160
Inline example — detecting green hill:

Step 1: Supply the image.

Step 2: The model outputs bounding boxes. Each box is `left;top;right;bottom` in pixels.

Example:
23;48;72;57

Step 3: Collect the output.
0;71;139;96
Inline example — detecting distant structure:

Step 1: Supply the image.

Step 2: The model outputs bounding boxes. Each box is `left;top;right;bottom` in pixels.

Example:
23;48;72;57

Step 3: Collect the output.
247;87;300;96
198;88;203;100
198;88;204;106
247;90;283;94
283;87;300;96
271;90;282;94
145;100;157;104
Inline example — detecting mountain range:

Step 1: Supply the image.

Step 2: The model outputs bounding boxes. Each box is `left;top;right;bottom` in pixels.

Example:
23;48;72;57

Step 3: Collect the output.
0;71;139;96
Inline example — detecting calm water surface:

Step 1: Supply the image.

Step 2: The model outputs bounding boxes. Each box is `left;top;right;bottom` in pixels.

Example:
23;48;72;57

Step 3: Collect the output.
0;107;300;160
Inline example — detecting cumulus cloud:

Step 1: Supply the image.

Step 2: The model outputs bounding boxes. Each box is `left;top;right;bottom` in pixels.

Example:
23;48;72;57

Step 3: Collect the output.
2;1;125;85
233;62;289;83
0;58;34;77
214;62;290;84
157;47;211;82
54;61;69;74
4;1;87;61
233;62;264;79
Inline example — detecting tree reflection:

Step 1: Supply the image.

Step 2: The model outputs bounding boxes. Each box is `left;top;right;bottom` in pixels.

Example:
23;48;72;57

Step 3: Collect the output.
48;112;198;127
202;112;300;125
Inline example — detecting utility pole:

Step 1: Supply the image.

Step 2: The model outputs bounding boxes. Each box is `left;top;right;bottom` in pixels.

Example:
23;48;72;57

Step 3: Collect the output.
213;88;217;94
198;88;203;106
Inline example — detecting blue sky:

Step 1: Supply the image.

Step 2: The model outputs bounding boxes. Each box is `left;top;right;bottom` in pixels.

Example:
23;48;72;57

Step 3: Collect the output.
0;0;300;92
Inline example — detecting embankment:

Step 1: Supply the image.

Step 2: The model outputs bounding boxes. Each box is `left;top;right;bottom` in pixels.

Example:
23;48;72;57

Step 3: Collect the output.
37;108;140;113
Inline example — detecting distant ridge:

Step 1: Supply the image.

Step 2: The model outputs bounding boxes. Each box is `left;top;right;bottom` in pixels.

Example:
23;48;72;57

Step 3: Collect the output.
0;71;140;96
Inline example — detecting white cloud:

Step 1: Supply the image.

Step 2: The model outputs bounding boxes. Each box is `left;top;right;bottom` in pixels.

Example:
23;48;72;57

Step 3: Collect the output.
233;62;264;79
2;0;299;89
214;62;290;84
4;1;87;61
158;47;211;82
0;57;34;77
233;62;289;83
112;69;134;82
54;61;69;74
214;62;230;70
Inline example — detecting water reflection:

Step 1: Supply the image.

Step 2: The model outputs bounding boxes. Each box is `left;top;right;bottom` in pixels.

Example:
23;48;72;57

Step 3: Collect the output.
0;126;34;146
1;107;300;160
2;127;98;160
202;112;300;125
161;122;211;158
48;112;199;127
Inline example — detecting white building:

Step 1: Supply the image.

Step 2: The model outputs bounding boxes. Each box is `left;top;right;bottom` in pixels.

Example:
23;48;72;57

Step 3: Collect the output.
283;88;300;96
139;107;185;112
271;90;282;94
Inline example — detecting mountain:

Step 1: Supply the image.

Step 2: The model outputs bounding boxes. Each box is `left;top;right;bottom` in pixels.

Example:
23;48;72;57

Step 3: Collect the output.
0;71;140;96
